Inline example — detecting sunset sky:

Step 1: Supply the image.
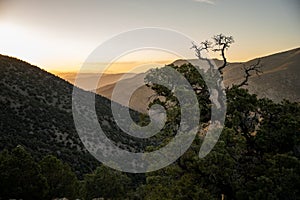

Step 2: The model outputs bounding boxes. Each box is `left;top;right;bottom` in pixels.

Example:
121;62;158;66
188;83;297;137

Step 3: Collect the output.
0;0;299;73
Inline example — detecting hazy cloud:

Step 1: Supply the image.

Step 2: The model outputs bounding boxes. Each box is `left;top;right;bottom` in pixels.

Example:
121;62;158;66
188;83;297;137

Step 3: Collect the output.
193;0;216;5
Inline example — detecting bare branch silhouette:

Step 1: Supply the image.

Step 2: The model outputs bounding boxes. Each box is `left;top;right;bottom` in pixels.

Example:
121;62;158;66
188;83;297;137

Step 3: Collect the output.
236;59;262;88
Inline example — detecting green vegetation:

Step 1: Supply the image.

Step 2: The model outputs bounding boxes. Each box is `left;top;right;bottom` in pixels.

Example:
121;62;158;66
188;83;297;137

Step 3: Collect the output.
40;155;80;199
0;147;136;200
0;146;48;199
84;165;131;200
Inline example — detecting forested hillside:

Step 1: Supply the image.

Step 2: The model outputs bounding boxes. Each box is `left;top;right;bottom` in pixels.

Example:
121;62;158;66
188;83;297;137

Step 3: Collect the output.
0;54;146;177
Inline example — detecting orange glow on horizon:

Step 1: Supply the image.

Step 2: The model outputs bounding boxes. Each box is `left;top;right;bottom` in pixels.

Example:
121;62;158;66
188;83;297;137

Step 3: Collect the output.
50;59;174;75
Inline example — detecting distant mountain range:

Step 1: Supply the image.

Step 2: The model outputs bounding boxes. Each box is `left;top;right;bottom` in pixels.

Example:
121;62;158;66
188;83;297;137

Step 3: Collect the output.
85;48;299;113
56;72;137;91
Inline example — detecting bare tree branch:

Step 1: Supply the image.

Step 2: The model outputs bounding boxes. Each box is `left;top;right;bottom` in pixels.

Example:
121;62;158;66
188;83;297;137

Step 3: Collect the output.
236;59;262;88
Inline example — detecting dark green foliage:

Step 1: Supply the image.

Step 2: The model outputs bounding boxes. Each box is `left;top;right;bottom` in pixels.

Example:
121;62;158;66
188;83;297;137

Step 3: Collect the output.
0;146;48;199
256;99;300;155
0;148;138;200
40;155;80;199
84;165;131;200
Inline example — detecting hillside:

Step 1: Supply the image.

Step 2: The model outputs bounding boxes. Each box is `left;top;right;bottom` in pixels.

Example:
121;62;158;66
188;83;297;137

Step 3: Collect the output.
224;48;300;102
0;54;145;177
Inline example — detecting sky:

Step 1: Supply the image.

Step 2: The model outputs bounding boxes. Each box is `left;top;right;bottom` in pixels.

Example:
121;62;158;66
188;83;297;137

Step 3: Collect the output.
0;0;299;73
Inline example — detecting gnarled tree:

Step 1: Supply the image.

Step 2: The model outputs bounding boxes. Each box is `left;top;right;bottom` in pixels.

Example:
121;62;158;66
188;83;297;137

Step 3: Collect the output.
192;34;234;75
